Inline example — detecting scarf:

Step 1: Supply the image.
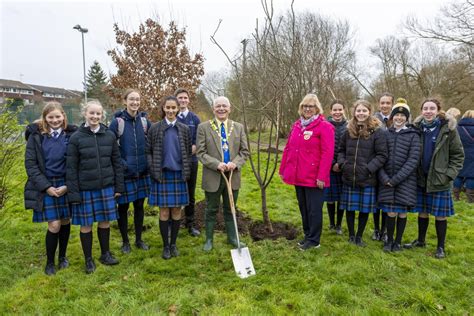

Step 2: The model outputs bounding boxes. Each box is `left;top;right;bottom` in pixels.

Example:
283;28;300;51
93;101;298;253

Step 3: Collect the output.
300;114;319;128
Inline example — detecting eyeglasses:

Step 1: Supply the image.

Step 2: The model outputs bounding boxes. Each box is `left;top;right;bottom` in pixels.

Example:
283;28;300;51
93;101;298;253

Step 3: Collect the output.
302;105;316;109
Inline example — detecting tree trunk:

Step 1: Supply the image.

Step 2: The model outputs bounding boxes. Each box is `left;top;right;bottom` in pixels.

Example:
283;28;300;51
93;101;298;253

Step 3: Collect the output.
261;186;274;232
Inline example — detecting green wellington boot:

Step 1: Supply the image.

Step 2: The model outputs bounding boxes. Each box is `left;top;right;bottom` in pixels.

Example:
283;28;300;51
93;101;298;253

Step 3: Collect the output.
203;220;215;252
225;220;246;248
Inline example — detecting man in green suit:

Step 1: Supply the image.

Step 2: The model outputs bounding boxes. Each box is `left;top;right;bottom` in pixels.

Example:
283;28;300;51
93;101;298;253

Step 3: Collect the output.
196;96;250;251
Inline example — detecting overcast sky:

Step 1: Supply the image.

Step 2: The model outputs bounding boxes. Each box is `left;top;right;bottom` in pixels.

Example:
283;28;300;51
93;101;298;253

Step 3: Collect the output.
1;0;448;91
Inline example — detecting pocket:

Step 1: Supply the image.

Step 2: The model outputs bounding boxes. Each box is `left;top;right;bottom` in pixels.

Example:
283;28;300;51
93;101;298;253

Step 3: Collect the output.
433;167;449;185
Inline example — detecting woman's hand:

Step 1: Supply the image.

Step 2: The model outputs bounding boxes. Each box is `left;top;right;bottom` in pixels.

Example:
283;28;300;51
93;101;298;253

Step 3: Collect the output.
332;163;340;172
46;187;59;197
316;179;325;189
114;193;122;198
56;186;68;197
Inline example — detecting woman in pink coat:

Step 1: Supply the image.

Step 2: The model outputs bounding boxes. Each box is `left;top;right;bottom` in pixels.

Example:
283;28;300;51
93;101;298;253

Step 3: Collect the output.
280;94;335;250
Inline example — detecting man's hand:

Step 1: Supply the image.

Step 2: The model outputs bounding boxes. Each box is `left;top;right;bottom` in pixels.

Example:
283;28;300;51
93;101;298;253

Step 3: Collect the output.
226;162;237;171
217;162;228;172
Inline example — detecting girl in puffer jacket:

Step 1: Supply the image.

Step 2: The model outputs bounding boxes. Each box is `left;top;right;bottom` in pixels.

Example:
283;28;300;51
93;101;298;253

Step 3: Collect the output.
337;100;388;247
377;99;420;252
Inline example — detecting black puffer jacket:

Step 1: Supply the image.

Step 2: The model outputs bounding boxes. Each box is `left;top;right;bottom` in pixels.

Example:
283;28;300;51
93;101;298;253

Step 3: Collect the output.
24;123;77;212
378;126;420;207
330;119;348;166
146;120;192;182
66;124;124;203
337;127;388;187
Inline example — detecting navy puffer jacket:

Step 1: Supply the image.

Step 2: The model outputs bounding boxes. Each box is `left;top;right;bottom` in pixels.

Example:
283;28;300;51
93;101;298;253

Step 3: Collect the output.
109;110;151;178
378;126;420;207
457;117;474;178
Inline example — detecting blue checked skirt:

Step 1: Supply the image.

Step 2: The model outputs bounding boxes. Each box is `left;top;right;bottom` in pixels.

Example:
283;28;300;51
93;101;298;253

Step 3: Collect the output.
33;177;71;223
117;174;151;204
379;203;414;213
71;186;118;226
148;170;189;207
324;172;343;202
415;187;454;217
340;184;377;213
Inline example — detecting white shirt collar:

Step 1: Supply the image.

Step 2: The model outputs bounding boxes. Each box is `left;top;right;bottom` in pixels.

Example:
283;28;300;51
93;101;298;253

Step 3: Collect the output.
165;118;177;126
50;127;63;135
179;109;189;118
85;123;100;133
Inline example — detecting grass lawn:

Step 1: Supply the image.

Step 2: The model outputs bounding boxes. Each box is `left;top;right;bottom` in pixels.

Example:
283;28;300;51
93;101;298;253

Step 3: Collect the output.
0;155;473;314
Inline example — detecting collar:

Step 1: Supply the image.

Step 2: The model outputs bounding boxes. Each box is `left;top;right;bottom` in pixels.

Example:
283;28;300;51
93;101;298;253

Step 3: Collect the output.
50;127;63;135
179;109;189;119
85;123;101;133
165;118;177;126
214;118;228;129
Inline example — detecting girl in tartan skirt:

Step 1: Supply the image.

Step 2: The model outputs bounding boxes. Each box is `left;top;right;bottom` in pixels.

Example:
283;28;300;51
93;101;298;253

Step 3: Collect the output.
405;98;464;258
377;99;420;252
109;89;152;254
66;100;124;273
146;96;192;260
337;100;388;247
324;100;348;235
24;102;77;275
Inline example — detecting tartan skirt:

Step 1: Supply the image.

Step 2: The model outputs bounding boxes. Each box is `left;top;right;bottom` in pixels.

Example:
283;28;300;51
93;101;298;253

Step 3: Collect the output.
117;174;151;204
33;177;71;223
379;203;413;214
340;184;377;213
324;172;344;202
71;186;118;226
415;187;454;217
148;170;189;207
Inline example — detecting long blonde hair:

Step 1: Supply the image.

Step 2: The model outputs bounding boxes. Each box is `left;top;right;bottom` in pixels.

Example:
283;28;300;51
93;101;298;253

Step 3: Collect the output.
347;100;381;139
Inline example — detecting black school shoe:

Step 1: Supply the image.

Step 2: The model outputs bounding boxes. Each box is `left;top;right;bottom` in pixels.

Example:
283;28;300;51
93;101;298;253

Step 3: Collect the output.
383;241;392;252
297;239;306;247
299;242;320;251
335;226;343;235
135;240;150;251
391;243;403;252
188;227;201;237
162;246;171;260
85;257;96;274
355;236;366;247
58;257;69;270
348;236;356;244
121;242;131;254
435;247;446;259
403;239;426;249
170;244;179;257
44;262;56;276
371;230;380;241
99;252;119;265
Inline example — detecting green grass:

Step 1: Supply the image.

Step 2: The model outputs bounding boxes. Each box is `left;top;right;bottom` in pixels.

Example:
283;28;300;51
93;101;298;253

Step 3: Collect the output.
0;156;473;314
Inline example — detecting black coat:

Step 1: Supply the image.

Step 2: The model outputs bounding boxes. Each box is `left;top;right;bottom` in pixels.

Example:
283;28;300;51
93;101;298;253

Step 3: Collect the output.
378;126;421;207
329;119;348;166
24;123;77;212
66;124;124;203
337;127;388;187
146;120;192;182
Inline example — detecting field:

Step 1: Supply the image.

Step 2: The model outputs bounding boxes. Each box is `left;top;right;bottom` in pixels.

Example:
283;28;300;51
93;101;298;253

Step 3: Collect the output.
0;155;473;315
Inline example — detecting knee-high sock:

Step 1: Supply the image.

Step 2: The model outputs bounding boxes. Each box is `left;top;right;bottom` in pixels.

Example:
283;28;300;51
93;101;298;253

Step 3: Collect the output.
80;231;93;259
435;220;447;249
170;219;181;246
58;223;70;259
385;215;396;243
417;217;429;243
97;227;110;255
45;230;59;264
327;203;335;226
381;212;387;233
356;212;369;238
336;202;344;227
346;211;355;237
117;203;130;243
133;198;145;243
395;217;407;244
373;209;381;231
159;220;170;248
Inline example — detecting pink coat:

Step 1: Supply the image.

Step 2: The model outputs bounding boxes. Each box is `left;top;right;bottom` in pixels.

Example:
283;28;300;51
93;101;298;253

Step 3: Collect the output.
279;116;335;188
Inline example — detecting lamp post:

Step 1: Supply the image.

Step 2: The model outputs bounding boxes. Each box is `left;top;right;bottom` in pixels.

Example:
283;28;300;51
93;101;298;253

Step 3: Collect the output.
73;24;88;104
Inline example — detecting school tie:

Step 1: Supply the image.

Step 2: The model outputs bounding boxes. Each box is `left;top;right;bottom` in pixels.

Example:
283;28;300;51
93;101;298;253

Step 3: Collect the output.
52;131;59;139
220;122;230;163
179;113;185;120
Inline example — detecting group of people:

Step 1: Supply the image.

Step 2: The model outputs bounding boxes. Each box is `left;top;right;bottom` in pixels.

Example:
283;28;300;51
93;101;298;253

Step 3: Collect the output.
25;88;249;275
24;87;469;276
280;93;467;259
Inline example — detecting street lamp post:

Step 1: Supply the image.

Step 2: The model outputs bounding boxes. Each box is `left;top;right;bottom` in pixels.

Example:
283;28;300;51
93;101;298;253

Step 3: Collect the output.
73;24;88;104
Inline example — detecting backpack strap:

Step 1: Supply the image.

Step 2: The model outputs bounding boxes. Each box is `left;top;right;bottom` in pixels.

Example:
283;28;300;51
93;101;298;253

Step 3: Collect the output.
462;126;474;142
117;117;125;137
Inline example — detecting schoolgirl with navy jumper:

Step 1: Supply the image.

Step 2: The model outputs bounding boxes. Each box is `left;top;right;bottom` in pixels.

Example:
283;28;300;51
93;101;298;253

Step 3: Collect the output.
377;99;420;252
109;89;152;254
405;98;464;258
146;96;192;260
66;100;124;273
324;100;348;235
453;110;474;202
24;102;77;275
337;100;388;247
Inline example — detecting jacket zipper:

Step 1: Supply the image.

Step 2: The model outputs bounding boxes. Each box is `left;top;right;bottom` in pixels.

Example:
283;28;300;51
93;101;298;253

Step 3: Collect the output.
94;133;103;187
353;135;361;187
133;119;138;175
391;132;398;201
